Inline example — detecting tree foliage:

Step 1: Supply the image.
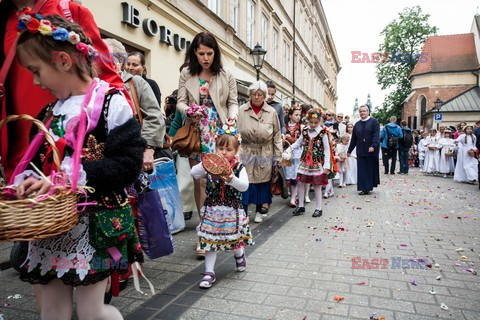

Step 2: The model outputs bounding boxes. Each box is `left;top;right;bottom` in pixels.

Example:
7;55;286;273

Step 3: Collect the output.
373;6;438;125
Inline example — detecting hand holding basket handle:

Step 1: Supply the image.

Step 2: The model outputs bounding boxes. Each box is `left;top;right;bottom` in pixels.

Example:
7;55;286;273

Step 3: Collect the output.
0;114;79;241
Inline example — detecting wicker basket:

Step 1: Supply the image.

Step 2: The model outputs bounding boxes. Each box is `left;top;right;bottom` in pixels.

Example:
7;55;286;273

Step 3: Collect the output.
0;115;78;241
279;140;292;167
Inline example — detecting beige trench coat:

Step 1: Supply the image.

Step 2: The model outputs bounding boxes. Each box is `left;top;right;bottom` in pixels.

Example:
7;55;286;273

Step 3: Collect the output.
176;67;239;124
238;102;283;184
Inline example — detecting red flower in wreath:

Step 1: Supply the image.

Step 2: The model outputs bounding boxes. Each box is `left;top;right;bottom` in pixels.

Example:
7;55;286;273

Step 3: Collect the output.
27;18;40;32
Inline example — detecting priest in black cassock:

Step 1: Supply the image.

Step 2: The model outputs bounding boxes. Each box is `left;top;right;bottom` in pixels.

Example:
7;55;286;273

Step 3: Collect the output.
347;105;380;195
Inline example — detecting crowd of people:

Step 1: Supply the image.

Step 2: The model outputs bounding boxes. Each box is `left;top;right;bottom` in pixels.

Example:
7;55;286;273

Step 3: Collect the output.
379;117;480;184
0;1;478;318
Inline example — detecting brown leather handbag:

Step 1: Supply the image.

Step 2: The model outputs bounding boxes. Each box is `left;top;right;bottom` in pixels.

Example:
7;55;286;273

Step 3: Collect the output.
171;118;201;155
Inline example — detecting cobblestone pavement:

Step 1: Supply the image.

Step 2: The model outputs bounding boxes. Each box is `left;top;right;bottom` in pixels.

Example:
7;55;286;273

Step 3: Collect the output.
1;167;479;320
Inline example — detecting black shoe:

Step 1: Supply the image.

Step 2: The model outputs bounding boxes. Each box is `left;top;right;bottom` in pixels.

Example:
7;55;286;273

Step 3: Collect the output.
312;209;323;218
359;191;370;195
390;172;395;175
184;211;192;220
384;172;388;175
104;284;113;304
260;207;269;215
292;207;305;216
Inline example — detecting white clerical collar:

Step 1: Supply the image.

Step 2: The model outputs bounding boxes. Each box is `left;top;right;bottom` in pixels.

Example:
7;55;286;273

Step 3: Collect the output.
361;116;371;122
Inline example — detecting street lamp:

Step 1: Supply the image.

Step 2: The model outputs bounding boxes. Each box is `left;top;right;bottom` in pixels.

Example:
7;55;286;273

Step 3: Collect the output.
433;97;443;130
250;43;267;81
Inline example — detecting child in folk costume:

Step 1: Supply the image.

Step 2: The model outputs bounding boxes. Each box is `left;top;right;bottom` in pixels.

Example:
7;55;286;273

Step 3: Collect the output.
408;143;418;167
454;126;478;183
344;123;357;185
423;128;441;174
191;131;253;289
13;12;144;319
438;130;455;177
323;134;336;198
291;109;336;218
335;135;350;188
283;105;303;207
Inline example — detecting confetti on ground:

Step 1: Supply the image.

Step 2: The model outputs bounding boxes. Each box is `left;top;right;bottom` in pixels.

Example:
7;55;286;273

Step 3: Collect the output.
357;281;366;285
429;288;436;295
440;303;449;310
410;279;417;286
333;295;344;302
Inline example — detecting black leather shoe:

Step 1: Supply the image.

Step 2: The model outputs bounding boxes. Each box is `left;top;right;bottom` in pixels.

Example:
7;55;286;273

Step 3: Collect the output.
292;207;305;216
312;209;323;218
359;191;370;195
184;211;192;220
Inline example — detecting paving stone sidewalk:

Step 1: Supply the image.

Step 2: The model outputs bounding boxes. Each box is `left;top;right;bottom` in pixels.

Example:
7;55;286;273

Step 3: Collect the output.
1;167;479;320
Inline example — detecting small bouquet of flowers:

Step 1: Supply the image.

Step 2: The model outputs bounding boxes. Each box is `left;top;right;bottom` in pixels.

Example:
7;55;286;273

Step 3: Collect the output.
186;103;207;119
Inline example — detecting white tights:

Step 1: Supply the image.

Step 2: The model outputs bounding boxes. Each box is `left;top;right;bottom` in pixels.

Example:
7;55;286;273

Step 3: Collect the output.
289;184;298;203
41;278;122;320
204;248;245;274
297;182;323;211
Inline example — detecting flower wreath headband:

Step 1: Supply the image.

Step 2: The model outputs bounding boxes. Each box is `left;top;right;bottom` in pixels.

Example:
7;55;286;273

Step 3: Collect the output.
306;108;323;120
216;124;242;144
17;7;95;57
289;104;302;113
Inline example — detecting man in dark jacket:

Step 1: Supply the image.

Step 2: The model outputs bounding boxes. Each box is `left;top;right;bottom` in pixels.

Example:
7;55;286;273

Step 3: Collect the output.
380;116;403;175
398;120;413;174
266;81;286;134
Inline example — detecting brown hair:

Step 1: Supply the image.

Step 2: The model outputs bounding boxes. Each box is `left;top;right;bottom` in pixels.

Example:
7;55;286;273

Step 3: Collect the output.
16;15;96;81
464;125;473;144
185;31;223;76
216;134;240;151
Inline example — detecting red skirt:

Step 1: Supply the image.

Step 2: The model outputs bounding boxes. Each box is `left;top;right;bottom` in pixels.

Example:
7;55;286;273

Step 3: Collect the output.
296;173;328;186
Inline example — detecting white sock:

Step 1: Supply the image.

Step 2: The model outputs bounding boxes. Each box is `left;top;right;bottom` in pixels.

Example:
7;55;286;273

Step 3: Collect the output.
313;185;323;211
290;184;298;202
233;248;244;263
204;251;217;275
297;182;305;207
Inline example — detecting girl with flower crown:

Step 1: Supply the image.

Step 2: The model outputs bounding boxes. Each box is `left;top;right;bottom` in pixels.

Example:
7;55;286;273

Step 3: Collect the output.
13;12;144;319
191;131;253;289
291;108;336;218
283;104;303;207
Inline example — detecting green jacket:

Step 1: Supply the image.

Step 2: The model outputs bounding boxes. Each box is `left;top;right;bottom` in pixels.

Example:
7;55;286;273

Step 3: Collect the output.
168;109;185;137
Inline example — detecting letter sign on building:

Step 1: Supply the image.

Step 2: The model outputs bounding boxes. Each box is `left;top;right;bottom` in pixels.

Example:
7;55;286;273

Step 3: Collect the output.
121;2;140;28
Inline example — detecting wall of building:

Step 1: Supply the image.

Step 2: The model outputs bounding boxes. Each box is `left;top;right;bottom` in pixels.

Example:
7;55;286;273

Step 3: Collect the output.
411;72;477;89
403;85;475;129
81;0;340;110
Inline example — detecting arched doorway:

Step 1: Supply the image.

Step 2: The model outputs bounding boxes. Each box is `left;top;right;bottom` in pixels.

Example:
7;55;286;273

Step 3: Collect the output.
416;95;426;129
